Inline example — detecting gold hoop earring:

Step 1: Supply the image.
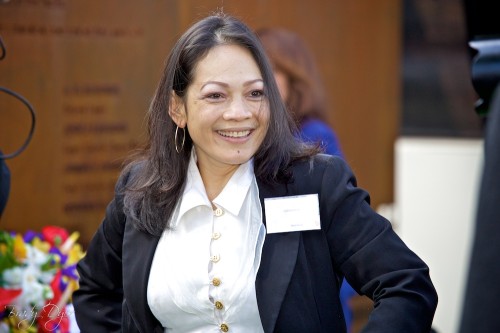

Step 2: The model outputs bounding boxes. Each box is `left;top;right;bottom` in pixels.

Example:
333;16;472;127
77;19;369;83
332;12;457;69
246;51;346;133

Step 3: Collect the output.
175;126;186;153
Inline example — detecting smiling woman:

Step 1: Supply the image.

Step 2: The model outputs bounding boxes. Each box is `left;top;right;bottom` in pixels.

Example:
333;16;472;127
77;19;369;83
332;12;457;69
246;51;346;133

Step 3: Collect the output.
169;44;270;199
72;11;437;333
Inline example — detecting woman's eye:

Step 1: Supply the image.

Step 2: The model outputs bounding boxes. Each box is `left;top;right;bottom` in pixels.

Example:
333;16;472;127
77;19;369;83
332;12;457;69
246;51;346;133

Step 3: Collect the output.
250;90;264;98
206;93;223;100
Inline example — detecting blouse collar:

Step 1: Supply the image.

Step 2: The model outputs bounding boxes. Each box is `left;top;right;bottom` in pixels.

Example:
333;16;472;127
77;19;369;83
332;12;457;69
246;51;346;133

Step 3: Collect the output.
173;149;255;227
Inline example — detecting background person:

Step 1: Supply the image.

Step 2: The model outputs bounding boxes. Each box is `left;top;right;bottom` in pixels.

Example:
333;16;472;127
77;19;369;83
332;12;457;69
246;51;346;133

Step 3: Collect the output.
256;27;342;157
73;12;437;333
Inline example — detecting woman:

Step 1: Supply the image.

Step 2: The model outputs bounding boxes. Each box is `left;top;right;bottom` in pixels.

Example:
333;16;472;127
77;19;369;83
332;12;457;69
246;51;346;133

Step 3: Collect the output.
256;27;342;157
73;12;437;333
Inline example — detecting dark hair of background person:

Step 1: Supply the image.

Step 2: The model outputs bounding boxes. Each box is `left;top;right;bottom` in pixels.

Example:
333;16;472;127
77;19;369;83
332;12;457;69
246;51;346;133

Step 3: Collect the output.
255;27;329;125
121;12;320;237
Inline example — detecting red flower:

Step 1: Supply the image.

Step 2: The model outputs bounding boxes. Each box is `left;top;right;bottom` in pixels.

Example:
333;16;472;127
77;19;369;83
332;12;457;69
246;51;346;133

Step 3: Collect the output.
37;303;70;333
0;288;22;310
41;226;69;247
37;270;70;333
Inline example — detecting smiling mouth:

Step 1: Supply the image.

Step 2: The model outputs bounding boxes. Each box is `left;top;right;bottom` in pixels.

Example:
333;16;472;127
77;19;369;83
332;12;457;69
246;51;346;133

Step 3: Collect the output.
217;130;251;138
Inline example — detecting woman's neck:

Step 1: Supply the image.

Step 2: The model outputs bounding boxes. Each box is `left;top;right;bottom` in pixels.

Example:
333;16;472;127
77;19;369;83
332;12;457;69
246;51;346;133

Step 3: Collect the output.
198;162;239;202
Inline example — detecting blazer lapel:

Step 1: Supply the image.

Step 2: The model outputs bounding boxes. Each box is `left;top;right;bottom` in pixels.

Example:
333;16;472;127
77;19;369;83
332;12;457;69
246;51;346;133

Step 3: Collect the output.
122;221;163;333
256;179;301;333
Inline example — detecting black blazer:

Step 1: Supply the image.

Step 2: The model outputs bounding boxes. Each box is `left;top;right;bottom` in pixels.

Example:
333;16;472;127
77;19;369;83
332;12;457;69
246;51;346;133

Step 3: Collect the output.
73;154;437;333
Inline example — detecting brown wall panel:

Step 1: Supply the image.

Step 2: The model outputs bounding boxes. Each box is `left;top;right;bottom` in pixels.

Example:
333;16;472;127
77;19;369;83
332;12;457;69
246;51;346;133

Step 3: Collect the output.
0;0;401;244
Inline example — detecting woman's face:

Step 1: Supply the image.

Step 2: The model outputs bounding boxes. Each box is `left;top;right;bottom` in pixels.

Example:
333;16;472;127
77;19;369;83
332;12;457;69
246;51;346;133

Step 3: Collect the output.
171;44;270;173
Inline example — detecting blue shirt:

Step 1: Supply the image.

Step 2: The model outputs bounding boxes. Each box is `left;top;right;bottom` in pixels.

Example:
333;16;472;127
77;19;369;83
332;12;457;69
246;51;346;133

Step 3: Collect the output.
299;118;343;157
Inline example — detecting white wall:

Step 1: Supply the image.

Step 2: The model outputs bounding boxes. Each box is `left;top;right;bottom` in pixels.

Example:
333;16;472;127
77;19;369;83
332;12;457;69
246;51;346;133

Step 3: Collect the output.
394;137;484;333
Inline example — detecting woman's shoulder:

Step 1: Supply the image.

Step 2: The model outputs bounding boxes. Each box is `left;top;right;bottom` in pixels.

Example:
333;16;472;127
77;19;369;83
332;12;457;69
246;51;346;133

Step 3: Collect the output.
275;154;358;200
289;154;350;180
292;153;344;167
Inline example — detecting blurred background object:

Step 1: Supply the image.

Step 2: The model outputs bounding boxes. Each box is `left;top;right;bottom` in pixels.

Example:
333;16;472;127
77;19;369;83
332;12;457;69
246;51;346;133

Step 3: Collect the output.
0;152;10;216
396;1;484;333
459;0;500;332
0;33;36;218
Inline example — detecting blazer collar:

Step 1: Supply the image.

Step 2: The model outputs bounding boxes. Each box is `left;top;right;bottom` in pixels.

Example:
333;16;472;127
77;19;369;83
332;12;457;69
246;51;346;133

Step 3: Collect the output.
122;179;299;333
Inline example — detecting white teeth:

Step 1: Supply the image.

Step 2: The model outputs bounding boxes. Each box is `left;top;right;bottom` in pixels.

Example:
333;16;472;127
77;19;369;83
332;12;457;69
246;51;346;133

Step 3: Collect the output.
218;130;250;138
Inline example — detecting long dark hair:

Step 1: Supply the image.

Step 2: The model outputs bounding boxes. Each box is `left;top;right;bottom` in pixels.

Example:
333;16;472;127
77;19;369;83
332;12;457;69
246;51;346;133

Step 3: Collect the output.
122;12;318;236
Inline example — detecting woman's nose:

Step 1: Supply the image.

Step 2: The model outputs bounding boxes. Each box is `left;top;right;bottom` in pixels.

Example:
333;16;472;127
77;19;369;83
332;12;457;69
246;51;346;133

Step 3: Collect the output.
222;97;253;120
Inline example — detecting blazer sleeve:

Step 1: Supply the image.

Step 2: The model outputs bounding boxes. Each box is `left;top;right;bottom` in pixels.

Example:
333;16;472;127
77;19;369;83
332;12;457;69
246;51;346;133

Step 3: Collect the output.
318;156;438;332
72;171;130;333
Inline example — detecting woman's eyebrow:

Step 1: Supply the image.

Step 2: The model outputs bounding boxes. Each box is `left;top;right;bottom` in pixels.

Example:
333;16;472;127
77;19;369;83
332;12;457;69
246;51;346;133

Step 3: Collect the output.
200;78;263;90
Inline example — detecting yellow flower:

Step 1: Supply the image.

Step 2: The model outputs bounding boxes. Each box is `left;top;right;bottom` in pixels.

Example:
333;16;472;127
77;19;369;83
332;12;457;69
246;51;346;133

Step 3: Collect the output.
67;243;85;264
68;279;79;291
0;243;7;255
31;236;50;253
60;231;80;254
13;234;27;260
6;315;36;332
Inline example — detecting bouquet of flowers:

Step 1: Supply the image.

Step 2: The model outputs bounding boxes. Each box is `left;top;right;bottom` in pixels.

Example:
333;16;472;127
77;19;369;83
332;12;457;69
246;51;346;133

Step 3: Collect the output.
0;226;84;333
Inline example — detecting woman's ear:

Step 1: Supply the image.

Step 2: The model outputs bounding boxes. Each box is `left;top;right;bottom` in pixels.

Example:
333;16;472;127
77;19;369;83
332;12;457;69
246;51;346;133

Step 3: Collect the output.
168;91;187;128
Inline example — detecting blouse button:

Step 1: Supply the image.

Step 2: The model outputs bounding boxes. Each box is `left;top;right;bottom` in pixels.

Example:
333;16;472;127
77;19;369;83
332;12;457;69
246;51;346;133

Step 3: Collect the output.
212;277;221;286
220;323;229;332
215;300;224;310
210;254;220;263
214;207;224;217
212;232;221;240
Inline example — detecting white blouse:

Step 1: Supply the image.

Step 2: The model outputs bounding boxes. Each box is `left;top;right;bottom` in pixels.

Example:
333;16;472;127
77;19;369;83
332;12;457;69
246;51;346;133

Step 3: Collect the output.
147;150;266;333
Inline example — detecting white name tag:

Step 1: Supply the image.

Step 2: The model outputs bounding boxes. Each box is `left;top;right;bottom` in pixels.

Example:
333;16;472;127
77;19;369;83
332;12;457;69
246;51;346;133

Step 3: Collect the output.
264;194;321;234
